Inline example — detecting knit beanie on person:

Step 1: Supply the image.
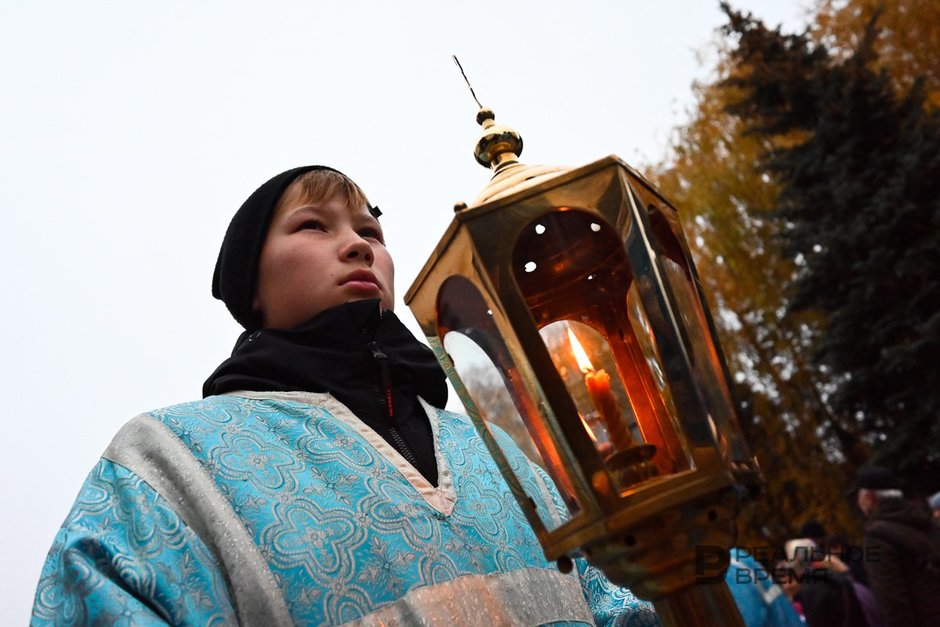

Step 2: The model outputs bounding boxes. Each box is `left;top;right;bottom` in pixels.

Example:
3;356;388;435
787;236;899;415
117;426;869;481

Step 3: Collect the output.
846;464;901;496
212;165;338;330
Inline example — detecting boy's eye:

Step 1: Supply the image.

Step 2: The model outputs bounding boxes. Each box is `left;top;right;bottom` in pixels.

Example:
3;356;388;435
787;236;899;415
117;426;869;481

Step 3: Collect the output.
358;227;385;243
300;220;325;231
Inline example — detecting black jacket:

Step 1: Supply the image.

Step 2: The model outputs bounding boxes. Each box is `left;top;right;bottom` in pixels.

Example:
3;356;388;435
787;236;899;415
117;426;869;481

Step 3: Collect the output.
204;299;448;486
864;497;940;626
797;565;870;627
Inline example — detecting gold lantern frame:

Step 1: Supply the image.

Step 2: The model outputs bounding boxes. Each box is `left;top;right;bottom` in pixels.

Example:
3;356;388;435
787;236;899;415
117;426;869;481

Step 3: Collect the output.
406;110;761;625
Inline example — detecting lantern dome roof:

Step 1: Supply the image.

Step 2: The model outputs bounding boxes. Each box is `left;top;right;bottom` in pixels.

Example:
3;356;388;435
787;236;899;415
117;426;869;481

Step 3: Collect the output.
471;108;570;207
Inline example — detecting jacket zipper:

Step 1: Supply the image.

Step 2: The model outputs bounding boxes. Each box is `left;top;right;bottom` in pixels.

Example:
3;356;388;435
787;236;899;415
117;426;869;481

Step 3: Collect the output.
367;320;420;469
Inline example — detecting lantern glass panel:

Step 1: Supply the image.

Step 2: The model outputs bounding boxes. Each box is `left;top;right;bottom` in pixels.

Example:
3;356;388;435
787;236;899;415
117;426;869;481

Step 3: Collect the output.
441;332;547;468
624;281;685;455
645;205;753;465
659;257;737;461
437;275;581;531
512;208;695;494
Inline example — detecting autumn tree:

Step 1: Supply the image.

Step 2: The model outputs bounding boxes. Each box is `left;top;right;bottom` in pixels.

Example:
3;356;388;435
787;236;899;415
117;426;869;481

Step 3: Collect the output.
813;0;940;109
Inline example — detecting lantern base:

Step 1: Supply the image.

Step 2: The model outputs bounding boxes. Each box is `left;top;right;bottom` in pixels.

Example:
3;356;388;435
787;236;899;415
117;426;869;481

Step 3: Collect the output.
651;581;744;627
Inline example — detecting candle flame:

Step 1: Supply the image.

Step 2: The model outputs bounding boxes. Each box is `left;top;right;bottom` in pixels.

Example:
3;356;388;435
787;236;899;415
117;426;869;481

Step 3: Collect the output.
567;327;594;373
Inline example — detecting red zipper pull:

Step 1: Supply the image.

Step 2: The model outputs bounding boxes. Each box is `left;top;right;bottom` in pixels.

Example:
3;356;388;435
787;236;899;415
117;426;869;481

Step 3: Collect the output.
368;341;395;420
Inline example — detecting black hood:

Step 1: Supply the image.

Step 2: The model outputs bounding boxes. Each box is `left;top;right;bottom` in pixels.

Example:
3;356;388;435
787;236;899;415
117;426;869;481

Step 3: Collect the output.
203;299;447;408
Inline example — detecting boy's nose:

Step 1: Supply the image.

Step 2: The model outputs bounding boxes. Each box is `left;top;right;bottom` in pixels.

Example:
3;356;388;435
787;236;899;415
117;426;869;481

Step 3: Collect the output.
342;234;374;264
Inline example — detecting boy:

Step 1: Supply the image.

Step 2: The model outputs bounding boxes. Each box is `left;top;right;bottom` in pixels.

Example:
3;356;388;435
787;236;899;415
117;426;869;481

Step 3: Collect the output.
32;166;658;625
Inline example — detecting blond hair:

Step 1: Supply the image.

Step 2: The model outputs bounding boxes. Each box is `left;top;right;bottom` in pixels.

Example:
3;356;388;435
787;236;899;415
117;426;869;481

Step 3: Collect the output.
277;168;371;213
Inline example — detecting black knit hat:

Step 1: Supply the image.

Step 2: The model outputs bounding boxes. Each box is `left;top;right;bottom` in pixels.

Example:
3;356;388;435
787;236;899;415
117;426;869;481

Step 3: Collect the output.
798;520;826;540
211;165;338;330
846;465;901;496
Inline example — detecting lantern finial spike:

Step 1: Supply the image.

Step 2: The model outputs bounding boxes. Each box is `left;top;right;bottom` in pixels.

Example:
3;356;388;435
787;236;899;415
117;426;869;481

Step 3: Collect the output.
450;55;524;172
452;55;484;110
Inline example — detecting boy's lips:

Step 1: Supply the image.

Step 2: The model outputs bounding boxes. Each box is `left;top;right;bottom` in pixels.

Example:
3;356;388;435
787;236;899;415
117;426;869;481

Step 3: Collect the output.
340;269;381;292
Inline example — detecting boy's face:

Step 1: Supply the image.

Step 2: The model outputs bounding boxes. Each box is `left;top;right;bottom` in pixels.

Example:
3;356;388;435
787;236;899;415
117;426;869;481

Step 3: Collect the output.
253;183;394;329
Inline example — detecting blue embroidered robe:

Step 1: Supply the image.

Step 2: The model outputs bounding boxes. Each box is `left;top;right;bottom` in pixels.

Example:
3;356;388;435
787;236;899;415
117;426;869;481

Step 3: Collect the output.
33;392;659;626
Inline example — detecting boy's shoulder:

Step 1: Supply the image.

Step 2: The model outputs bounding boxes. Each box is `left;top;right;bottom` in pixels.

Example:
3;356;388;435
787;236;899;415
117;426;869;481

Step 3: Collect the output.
144;392;335;421
138;393;318;439
111;394;325;465
145;394;254;422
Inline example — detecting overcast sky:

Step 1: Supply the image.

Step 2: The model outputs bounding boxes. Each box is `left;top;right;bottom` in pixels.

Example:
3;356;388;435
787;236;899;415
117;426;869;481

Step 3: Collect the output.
0;0;810;620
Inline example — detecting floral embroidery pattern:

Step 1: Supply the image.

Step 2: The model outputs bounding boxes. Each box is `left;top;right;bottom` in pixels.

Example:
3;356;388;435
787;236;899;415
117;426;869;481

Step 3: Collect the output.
153;396;658;625
32;461;236;626
35;396;659;626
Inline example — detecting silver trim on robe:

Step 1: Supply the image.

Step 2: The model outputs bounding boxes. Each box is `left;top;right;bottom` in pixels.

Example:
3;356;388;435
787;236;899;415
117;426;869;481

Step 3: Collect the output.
103;414;294;626
343;567;594;626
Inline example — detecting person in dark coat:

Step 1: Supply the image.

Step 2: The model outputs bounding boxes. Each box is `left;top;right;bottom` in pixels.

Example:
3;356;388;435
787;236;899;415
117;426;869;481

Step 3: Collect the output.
850;465;940;626
785;538;870;627
827;532;869;586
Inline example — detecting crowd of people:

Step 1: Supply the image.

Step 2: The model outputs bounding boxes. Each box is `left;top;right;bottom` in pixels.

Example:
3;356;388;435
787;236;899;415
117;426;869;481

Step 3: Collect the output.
731;466;940;627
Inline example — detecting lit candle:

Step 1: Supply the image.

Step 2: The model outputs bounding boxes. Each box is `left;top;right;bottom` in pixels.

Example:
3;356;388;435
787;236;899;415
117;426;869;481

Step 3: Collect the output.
568;327;633;451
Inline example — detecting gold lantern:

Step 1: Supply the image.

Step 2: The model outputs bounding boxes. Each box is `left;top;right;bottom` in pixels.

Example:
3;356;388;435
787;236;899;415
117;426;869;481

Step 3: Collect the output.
405;108;761;626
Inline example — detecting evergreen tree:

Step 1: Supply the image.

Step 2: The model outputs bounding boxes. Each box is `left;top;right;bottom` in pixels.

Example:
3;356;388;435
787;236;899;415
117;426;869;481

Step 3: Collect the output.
720;4;940;482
